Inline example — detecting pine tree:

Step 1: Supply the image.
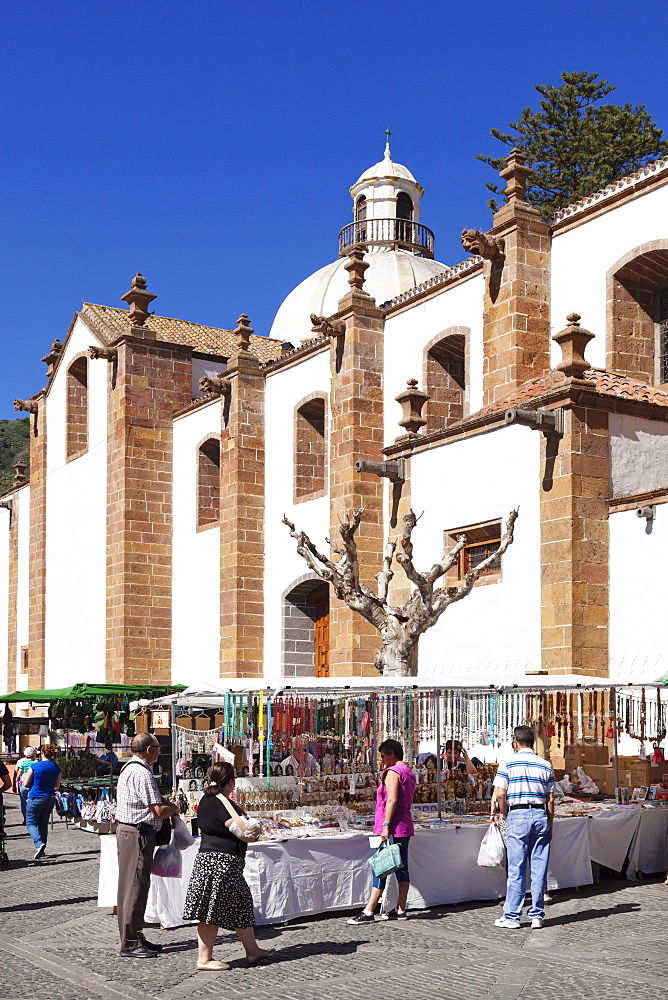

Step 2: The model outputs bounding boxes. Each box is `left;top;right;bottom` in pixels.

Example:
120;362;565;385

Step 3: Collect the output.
477;71;668;216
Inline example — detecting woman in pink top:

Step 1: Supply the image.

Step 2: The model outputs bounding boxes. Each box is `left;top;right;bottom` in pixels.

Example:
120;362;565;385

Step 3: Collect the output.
348;739;416;925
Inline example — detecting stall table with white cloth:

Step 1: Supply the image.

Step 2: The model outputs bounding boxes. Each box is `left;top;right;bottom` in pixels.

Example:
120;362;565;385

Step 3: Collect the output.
98;817;592;927
584;806;668;879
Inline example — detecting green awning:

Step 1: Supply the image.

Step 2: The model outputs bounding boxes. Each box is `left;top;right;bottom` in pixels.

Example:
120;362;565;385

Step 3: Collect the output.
654;673;668;685
1;682;186;703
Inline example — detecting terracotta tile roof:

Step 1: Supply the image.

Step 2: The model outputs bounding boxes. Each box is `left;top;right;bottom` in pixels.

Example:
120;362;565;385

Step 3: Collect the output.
478;368;668;417
550;156;668;225
81;302;283;363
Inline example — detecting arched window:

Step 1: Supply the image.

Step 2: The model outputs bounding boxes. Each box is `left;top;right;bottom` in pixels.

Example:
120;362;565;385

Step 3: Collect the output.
395;192;413;246
396;192;413;220
659;287;668;384
294;396;326;502
355;196;367;222
424;332;468;432
197;437;220;529
66;356;88;460
607;244;668;385
355;196;367;243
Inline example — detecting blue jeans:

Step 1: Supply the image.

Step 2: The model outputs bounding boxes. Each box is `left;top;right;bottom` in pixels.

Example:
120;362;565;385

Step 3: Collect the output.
372;836;411;888
503;807;551;922
18;784;29;818
26;796;55;850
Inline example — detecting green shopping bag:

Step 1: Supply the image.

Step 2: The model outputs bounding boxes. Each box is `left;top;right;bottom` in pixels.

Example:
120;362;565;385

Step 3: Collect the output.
370;837;402;878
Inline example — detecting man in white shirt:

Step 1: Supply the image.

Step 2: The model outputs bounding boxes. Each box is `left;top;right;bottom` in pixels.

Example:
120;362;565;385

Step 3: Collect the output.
115;732;179;958
491;725;555;930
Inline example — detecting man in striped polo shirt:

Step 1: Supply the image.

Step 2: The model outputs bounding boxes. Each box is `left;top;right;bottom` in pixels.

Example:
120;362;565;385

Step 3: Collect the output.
491;725;555;930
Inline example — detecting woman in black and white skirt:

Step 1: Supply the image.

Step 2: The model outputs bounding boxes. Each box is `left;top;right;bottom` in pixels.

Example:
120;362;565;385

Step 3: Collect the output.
183;761;275;971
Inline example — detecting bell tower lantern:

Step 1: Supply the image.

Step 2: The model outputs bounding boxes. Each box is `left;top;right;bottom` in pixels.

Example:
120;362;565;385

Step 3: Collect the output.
339;133;434;259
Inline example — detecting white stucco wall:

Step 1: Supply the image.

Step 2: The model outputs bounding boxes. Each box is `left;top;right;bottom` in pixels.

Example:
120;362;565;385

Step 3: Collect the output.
551;185;668;369
44;318;107;685
609;413;668;497
609;506;668;681
15;486;30;689
172;400;223;684
264;351;331;680
409;424;541;678
383;274;485;444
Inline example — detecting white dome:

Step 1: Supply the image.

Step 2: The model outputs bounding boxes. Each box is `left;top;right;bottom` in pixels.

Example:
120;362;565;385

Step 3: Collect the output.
354;143;417;186
269;249;447;346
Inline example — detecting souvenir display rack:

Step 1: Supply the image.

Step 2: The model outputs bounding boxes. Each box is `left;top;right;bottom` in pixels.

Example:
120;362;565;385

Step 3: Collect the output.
150;680;666;821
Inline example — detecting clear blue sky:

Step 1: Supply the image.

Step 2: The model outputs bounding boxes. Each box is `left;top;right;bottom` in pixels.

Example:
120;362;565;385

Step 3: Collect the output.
2;1;667;419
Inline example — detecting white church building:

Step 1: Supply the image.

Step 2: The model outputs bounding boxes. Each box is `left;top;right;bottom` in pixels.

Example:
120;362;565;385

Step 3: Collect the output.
2;142;668;693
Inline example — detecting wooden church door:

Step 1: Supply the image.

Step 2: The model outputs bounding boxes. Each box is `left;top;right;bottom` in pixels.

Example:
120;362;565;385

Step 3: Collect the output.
313;587;329;677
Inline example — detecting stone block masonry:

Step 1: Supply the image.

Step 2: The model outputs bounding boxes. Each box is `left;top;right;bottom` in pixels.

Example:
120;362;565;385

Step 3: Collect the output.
329;289;385;676
106;333;192;684
5;484;21;692
219;350;265;678
540;402;610;675
27;399;47;688
483;150;551;408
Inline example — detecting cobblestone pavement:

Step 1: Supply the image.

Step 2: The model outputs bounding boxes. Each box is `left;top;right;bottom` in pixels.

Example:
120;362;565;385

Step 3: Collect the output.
1;796;667;1000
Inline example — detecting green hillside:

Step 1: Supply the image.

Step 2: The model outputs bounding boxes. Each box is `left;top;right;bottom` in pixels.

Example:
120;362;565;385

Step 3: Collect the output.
0;418;30;494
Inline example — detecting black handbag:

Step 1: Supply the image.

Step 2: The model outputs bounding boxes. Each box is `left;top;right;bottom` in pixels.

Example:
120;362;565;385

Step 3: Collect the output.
155;820;171;846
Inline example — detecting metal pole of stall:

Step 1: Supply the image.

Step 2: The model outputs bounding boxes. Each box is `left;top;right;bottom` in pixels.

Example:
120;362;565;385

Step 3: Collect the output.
170;702;177;796
435;690;442;820
611;686;619;793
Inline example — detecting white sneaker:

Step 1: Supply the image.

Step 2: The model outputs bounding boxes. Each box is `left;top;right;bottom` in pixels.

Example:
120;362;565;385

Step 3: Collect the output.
494;917;520;929
531;918;544;929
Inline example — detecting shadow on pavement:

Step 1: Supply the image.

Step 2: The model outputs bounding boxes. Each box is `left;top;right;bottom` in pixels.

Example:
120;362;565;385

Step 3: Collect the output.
0;894;97;913
5;856;100;871
547;902;641;925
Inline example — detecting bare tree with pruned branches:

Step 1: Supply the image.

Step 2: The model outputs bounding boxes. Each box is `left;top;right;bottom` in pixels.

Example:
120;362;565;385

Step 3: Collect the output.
282;507;519;676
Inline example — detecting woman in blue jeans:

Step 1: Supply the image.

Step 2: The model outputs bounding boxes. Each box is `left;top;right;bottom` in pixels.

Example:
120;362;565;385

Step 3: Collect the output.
23;745;61;860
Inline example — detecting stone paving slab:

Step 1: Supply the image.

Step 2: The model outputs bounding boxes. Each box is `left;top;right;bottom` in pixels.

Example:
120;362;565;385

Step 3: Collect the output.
1;796;667;1000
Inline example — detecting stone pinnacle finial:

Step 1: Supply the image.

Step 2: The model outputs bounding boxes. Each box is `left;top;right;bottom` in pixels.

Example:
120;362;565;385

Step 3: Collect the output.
13;461;28;486
553;312;595;378
344;248;369;291
395;378;429;436
499;147;533;204
120;272;157;327
233;314;254;353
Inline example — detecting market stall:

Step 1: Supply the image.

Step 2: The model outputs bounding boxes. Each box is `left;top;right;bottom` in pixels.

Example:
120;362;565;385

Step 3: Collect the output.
91;677;667;924
98;813;593;927
0;682;185;815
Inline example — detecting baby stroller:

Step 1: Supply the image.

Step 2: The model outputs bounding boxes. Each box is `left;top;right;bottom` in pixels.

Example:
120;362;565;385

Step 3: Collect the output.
0;795;8;869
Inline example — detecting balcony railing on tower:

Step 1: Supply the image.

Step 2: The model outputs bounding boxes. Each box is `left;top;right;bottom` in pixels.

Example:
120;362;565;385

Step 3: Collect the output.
338;218;435;259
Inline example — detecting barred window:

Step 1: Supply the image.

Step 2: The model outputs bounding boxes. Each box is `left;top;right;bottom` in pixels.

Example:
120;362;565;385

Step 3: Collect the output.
445;520;502;583
659;287;668;384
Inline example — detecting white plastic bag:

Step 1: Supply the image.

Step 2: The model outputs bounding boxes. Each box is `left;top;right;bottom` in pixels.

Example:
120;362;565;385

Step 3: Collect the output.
172;814;196;850
576;767;599;794
477;822;506;868
152;837;182;878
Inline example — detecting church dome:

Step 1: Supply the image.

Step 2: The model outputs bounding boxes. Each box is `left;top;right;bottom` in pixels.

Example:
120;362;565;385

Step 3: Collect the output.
269;249;446;345
269;140;446;345
354;149;418;186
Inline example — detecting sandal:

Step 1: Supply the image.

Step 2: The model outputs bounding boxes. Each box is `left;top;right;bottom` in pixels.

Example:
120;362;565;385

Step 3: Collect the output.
196;960;230;971
246;948;276;966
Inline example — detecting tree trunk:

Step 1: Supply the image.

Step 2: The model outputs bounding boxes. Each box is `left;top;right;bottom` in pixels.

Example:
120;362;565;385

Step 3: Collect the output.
375;636;419;677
